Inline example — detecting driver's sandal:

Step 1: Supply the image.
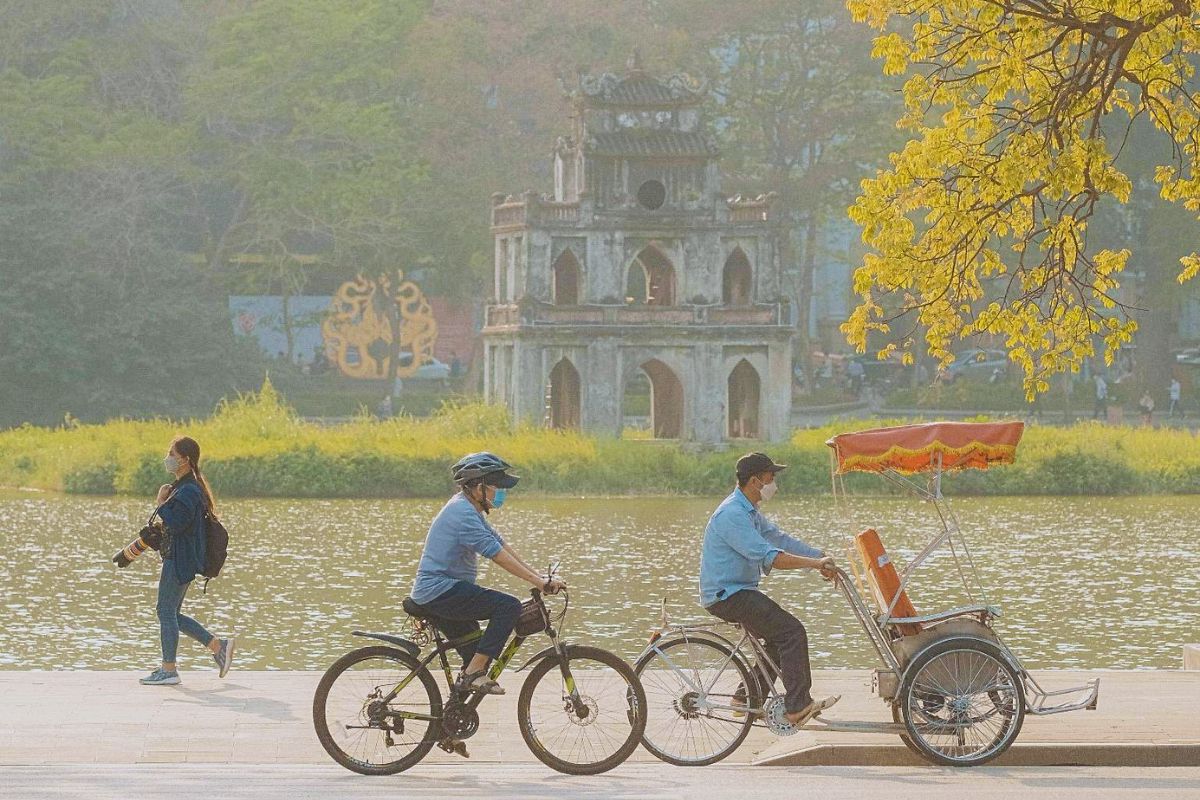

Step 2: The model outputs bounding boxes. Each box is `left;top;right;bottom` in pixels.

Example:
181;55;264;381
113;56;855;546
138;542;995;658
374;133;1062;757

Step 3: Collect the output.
455;670;505;696
437;737;470;758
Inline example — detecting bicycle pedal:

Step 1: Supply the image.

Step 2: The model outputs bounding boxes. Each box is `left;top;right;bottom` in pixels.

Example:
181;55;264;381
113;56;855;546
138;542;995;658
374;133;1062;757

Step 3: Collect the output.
438;737;470;758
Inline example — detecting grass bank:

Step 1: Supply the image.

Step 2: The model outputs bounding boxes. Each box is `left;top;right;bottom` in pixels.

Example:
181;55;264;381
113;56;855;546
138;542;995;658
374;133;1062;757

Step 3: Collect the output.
1;382;1198;497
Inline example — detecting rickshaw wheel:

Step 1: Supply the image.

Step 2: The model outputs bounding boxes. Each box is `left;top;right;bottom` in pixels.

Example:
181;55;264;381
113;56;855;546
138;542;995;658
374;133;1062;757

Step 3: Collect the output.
899;637;1025;767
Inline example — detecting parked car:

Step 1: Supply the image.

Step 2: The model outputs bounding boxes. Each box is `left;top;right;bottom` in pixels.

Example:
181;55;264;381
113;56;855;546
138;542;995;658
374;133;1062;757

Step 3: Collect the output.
397;352;451;380
940;349;1010;383
1174;348;1200;366
847;352;909;388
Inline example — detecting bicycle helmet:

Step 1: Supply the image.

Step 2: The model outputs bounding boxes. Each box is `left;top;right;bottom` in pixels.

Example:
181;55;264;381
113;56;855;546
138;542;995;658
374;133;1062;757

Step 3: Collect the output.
451;451;520;488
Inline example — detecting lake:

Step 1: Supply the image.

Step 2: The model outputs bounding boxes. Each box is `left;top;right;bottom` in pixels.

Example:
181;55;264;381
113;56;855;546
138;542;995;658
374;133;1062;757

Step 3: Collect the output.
1;491;1195;671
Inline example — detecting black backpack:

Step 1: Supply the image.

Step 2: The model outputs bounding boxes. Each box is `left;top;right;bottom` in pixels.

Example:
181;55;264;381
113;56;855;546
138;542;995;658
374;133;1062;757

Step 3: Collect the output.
203;510;229;580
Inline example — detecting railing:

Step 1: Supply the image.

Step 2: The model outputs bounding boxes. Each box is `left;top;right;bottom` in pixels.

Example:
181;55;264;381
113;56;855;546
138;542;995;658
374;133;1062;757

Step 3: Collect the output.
485;302;786;328
726;192;776;224
490;195;580;229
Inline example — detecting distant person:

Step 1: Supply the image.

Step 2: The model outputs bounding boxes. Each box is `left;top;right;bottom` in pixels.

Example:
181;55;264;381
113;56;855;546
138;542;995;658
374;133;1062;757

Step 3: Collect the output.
1169;378;1182;419
846;359;865;398
1139;390;1155;427
449;351;464;379
818;356;833;390
1093;375;1108;420
377;394;393;419
139;437;234;685
312;345;329;375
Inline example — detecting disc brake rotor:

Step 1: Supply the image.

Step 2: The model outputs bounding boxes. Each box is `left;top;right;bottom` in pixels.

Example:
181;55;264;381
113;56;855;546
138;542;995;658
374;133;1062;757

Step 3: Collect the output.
565;694;599;727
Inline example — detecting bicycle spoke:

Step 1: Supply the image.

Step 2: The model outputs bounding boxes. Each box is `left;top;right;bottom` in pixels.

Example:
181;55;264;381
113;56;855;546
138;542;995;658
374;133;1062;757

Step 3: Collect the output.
519;648;644;774
636;638;754;765
315;651;439;774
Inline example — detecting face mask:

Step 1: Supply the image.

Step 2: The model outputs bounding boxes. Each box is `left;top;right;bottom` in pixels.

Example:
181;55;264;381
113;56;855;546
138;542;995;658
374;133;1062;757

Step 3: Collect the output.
491;488;507;509
758;479;778;503
164;454;182;473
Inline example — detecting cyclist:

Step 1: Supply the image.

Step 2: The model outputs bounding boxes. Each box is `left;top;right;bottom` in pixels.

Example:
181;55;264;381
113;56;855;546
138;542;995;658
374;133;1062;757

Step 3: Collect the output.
699;452;840;727
408;452;565;695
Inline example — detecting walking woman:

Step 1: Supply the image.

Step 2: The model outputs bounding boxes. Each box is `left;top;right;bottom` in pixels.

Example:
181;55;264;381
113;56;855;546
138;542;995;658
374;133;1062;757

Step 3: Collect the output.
139;436;234;686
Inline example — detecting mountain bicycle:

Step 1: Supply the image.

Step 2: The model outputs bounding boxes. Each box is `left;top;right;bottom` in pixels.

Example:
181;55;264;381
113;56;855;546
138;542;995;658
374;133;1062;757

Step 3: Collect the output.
314;574;647;775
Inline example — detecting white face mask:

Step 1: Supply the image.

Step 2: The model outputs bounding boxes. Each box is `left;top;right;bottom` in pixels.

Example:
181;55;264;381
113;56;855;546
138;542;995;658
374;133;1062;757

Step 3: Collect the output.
758;478;778;502
164;454;182;473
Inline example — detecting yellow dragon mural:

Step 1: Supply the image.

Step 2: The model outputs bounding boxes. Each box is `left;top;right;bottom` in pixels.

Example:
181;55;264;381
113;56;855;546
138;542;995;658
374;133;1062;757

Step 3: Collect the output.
321;271;438;380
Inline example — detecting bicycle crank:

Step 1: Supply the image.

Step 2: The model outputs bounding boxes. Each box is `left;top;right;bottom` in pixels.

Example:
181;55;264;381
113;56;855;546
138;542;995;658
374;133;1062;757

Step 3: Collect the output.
763;698;800;737
441;703;480;739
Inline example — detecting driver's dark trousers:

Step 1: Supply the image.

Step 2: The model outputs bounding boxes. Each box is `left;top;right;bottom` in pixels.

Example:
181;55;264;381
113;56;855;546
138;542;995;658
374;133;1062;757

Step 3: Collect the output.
706;589;813;713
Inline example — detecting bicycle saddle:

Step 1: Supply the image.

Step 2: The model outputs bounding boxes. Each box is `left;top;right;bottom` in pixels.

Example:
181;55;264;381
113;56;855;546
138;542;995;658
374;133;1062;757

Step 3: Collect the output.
402;596;433;620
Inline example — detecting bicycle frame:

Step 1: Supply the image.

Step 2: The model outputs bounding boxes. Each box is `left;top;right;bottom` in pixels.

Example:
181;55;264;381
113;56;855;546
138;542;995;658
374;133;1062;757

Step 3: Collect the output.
378;589;589;727
638;615;788;719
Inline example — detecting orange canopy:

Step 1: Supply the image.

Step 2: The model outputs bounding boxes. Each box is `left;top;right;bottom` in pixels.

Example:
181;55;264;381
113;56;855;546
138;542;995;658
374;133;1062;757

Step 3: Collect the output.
826;421;1025;475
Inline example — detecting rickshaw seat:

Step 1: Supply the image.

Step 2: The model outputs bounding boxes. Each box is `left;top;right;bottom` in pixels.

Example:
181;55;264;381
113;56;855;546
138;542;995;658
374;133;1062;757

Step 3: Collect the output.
885;605;1001;628
854;528;923;636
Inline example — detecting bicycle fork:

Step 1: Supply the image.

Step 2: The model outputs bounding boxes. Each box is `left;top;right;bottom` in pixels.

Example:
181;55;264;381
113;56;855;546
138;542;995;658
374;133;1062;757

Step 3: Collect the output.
545;629;591;719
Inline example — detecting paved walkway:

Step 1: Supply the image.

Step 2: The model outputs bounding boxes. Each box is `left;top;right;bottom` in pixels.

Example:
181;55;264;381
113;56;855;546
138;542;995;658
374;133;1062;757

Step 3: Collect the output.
3;764;1197;800
1;670;1196;767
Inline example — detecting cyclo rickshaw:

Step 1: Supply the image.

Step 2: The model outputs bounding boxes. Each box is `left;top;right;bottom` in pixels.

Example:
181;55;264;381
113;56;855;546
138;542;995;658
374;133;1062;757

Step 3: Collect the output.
635;421;1099;767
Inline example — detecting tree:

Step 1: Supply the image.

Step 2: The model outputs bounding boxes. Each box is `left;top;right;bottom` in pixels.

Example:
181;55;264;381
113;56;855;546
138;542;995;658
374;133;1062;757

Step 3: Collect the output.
0;1;260;426
845;0;1200;395
185;0;430;362
690;0;899;388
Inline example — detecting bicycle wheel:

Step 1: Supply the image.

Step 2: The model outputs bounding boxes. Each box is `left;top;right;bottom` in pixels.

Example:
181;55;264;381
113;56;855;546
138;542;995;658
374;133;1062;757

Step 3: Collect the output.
899;637;1025;767
634;636;757;766
313;645;442;775
517;644;647;775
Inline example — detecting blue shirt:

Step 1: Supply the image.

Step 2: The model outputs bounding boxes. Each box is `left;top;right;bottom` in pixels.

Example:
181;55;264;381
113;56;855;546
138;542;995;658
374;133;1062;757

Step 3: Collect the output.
157;476;207;585
698;488;824;607
411;493;505;604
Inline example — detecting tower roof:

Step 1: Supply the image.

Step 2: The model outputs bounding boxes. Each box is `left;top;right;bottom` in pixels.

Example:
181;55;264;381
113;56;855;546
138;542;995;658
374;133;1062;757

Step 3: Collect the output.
585;130;716;157
574;52;704;109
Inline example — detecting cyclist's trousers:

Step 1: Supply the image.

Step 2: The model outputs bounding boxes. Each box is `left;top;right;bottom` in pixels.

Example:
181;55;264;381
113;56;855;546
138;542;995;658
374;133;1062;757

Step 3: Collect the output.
706;589;813;713
414;580;521;663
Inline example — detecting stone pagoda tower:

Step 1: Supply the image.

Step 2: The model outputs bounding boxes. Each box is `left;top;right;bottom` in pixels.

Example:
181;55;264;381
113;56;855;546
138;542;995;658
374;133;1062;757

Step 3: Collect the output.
483;55;792;442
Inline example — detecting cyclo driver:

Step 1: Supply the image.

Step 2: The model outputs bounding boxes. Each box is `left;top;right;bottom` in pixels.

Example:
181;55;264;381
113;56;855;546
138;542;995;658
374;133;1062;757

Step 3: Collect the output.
699;452;841;727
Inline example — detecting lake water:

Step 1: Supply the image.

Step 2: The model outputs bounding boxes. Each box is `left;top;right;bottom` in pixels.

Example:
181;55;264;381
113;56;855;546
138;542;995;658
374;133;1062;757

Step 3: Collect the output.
1;491;1195;671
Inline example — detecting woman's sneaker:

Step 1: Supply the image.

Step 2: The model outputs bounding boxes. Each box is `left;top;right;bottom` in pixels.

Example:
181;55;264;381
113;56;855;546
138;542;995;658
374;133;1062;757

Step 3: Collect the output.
213;637;236;678
139;668;181;686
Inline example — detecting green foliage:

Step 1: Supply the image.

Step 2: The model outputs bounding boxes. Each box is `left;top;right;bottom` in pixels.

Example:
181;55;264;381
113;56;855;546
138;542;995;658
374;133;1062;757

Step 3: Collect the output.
2;385;1199;497
846;0;1200;395
885;378;1031;411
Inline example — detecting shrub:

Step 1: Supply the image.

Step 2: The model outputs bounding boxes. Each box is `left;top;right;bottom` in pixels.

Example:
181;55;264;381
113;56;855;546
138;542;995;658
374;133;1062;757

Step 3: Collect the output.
2;382;1199;497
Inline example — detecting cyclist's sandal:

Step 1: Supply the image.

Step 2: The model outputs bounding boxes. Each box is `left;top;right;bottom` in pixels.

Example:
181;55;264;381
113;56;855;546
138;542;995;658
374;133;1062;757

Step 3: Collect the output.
457;670;505;696
786;694;841;727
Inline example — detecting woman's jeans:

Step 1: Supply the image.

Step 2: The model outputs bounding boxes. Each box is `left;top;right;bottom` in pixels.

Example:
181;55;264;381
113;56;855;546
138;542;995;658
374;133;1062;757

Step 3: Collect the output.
414;580;521;664
157;560;214;663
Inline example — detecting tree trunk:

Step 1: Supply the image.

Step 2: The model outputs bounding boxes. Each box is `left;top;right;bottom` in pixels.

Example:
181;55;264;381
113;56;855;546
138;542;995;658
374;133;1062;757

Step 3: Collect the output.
794;210;820;395
281;289;295;364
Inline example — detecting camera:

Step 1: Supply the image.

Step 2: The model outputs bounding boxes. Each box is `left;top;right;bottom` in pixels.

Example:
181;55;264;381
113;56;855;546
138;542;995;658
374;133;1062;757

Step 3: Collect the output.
112;524;163;568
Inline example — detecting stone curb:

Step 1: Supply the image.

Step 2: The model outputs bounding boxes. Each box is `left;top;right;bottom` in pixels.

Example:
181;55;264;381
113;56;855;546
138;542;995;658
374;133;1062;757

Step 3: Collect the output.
754;743;1200;768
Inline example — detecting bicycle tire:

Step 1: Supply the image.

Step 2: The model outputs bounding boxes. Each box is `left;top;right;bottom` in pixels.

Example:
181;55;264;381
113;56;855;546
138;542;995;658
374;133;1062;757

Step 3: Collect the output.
517;644;647;775
634;635;758;766
313;645;442;775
